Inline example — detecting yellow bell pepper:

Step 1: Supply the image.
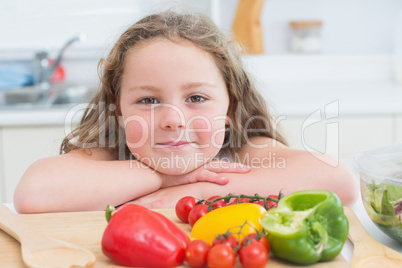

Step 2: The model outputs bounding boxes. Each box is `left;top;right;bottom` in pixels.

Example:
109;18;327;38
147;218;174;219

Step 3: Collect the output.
190;203;266;245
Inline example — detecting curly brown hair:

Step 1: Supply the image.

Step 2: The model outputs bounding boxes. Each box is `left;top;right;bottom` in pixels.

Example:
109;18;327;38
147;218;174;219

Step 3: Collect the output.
60;10;287;159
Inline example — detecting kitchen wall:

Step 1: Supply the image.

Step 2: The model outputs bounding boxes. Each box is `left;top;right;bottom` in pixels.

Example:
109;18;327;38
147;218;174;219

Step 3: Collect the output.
2;0;401;54
0;0;213;57
218;0;402;54
3;0;402;51
1;0;401;60
0;0;215;85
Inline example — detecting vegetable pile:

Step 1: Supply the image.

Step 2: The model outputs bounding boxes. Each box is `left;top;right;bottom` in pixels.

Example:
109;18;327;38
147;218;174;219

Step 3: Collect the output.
185;222;270;268
101;190;349;267
175;193;280;228
176;193;280;268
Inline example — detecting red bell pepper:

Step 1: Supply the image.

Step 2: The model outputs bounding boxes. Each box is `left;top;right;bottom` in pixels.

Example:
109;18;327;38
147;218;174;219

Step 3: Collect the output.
102;204;190;267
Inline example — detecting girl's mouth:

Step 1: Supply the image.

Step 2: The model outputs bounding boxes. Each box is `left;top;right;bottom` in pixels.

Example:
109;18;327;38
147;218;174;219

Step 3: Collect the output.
155;141;194;149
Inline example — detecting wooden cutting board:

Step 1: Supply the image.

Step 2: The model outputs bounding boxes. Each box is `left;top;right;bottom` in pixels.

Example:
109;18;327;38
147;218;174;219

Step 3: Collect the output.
0;207;387;268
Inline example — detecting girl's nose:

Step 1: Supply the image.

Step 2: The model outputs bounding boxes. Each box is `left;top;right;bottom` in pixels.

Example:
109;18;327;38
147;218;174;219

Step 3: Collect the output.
158;104;186;130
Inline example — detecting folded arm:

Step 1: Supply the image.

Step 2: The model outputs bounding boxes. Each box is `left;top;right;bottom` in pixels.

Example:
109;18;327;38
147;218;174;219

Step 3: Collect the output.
14;149;164;213
14;149;250;213
131;137;358;208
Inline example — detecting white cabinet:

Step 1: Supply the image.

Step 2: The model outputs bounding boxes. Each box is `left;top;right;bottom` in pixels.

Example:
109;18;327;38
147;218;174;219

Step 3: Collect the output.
337;116;394;154
397;115;402;143
278;115;398;169
0;126;67;203
280;115;394;154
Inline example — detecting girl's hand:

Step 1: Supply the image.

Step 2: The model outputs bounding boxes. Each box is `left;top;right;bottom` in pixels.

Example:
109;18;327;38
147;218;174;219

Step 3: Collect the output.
161;161;251;188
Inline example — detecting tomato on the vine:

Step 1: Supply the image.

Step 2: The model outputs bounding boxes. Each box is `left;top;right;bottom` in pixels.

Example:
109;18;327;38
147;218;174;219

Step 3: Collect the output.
185;239;210;268
239;241;268;268
212;233;238;249
207;244;236;268
254;195;278;210
207;196;227;210
267;194;279;209
228;197;250;205
241;233;270;252
207;195;221;201
188;204;209;227
175;196;198;223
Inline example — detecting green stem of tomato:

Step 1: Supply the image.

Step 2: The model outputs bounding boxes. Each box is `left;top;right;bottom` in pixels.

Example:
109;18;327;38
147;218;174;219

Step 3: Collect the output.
105;204;116;223
217;220;265;255
201;192;281;211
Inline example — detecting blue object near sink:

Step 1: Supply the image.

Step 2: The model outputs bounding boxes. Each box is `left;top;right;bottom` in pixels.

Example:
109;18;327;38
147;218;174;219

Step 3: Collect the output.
0;64;33;90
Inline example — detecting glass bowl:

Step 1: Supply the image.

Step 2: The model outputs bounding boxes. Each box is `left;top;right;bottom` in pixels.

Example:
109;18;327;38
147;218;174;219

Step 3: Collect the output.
354;144;402;243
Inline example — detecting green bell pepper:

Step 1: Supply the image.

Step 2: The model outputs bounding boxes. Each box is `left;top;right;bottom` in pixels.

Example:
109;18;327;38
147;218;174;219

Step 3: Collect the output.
261;190;348;265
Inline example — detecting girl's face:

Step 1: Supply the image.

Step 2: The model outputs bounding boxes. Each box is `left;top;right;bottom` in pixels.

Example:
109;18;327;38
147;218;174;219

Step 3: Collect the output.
119;38;229;174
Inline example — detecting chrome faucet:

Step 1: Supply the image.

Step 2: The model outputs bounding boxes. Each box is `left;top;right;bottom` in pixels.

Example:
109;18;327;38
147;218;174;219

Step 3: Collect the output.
33;34;86;87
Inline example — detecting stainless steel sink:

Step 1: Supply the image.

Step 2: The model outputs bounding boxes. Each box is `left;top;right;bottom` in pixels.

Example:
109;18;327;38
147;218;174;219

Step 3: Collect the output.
0;83;97;109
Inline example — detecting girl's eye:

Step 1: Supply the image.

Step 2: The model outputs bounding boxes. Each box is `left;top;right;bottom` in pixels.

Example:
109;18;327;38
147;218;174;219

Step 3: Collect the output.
187;95;205;103
139;97;159;104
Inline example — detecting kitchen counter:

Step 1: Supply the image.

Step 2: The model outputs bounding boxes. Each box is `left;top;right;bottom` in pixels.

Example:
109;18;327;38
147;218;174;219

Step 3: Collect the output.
1;205;352;267
1;81;402;127
3;198;402;264
0;103;86;126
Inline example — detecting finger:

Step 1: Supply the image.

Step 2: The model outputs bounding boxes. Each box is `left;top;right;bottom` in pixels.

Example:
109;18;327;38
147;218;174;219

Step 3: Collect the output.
204;161;251;173
195;169;228;185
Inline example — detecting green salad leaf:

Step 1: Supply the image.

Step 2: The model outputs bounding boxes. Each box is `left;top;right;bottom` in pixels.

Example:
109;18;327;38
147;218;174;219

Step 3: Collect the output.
381;189;395;216
386;184;402;218
363;181;402;242
365;182;402;219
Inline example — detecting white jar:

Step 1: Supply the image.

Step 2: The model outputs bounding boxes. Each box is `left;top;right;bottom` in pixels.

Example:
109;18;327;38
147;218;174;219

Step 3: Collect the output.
289;21;322;53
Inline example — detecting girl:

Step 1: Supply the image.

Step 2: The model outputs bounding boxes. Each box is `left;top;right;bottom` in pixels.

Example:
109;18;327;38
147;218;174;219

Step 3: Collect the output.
14;11;357;213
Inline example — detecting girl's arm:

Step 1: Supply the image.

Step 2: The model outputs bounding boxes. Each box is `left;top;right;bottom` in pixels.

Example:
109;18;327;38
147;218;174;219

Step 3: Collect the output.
14;149;164;213
131;137;358;208
14;149;250;213
233;137;358;206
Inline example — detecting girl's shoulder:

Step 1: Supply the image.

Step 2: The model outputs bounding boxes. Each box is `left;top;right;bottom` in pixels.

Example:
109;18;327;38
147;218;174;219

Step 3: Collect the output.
242;136;287;152
65;148;118;161
237;136;289;161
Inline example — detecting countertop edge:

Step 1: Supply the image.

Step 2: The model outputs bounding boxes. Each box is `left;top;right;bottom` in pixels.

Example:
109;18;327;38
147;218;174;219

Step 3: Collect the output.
1;82;402;126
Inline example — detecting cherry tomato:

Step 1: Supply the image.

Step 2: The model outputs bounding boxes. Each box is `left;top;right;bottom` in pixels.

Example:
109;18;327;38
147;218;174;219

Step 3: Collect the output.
207;195;221;201
241;233;270;252
185;239;211;267
175;196;198;223
212;233;239;249
207;196;227;210
188;204;209;227
254;195;279;210
207;244;236;268
239;241;268;268
228;197;250;205
266;194;279;209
